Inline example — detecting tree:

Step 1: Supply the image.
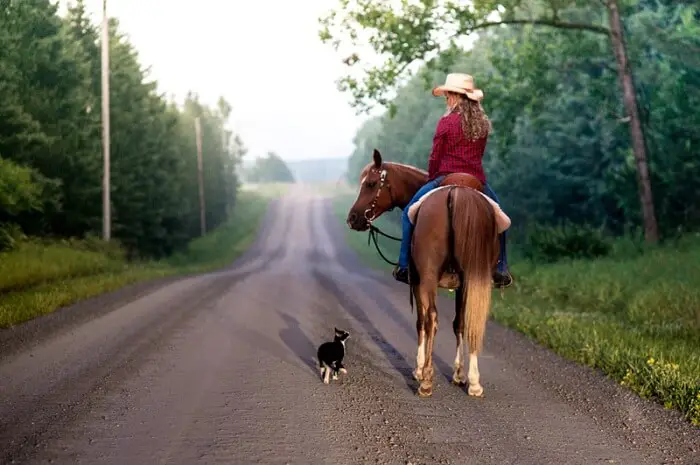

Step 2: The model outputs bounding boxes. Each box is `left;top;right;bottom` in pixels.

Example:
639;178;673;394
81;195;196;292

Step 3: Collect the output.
319;0;669;242
0;1;247;258
1;0;99;235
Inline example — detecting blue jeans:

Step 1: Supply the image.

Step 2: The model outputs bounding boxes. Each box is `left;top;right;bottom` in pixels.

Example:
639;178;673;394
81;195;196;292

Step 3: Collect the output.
482;183;509;274
398;179;508;274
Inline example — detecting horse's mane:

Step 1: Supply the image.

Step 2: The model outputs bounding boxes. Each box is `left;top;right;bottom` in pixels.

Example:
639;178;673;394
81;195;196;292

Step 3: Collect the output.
359;160;428;185
385;162;428;177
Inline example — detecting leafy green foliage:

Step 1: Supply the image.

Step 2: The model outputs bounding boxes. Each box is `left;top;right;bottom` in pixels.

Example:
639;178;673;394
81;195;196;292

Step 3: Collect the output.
0;223;24;253
0;156;51;217
319;0;611;113
0;0;245;258
523;222;612;263
0;0;245;257
339;2;700;240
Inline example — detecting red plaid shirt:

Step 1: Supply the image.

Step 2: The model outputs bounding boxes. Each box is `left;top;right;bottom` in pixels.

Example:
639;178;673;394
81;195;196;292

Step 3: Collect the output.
427;112;488;184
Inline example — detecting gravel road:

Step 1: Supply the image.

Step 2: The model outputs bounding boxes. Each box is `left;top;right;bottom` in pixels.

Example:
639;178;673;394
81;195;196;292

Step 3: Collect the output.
1;185;698;465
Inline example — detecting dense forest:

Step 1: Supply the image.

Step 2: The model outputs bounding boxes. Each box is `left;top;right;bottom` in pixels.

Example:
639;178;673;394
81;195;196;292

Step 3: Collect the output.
0;0;245;259
332;1;699;248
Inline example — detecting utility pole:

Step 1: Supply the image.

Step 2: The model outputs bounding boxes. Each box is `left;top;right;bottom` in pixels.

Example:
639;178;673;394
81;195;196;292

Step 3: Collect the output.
222;124;228;154
195;117;206;236
101;0;111;241
222;126;230;209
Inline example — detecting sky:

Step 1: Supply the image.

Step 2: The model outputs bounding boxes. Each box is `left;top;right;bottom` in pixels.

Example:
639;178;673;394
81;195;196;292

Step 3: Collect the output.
58;0;377;162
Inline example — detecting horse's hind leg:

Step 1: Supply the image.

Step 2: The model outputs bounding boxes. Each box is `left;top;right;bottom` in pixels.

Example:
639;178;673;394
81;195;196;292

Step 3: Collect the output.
416;281;438;397
452;286;467;386
467;353;483;396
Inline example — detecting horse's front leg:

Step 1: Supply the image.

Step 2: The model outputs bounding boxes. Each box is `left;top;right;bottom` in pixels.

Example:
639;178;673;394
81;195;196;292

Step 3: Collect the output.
413;283;427;383
452;286;467;386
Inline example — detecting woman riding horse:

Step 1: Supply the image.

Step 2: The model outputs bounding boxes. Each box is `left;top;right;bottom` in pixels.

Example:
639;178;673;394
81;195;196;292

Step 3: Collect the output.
392;73;513;288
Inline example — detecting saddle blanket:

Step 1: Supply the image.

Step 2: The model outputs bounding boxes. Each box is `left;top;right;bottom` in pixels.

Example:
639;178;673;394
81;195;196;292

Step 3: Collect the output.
407;186;511;234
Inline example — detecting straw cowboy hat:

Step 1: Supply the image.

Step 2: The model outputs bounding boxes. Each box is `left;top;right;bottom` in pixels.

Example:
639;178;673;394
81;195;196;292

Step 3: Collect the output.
432;73;484;102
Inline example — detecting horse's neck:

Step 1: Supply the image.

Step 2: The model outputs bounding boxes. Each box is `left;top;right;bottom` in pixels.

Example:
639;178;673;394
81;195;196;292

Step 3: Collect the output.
391;164;428;208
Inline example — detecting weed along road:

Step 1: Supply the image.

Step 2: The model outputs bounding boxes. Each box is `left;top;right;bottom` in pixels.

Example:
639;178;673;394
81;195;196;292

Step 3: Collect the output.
1;184;698;465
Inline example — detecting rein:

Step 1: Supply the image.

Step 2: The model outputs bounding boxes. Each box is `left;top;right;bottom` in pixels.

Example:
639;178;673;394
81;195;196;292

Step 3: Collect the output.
367;224;401;266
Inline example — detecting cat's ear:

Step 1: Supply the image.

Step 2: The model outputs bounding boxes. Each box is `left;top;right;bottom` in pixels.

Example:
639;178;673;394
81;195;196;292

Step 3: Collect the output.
334;327;341;334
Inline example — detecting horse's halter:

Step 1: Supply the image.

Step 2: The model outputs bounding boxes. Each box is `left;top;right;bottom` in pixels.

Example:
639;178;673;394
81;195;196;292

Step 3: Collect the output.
363;167;392;223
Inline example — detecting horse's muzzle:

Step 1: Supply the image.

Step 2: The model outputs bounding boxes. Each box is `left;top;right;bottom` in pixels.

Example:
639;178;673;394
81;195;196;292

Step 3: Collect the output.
346;210;370;231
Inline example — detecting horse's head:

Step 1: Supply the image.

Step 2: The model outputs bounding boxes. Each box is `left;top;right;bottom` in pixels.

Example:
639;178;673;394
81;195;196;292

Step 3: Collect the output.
346;149;395;231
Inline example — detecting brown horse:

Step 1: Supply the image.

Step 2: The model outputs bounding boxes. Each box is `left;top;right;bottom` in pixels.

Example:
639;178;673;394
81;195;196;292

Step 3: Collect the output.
346;149;499;398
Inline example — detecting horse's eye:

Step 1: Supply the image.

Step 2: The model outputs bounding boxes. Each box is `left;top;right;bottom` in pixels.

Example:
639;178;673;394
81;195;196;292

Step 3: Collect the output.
365;182;376;189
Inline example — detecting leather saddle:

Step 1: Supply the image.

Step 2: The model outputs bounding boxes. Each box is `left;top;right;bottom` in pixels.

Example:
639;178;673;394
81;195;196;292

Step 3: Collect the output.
438;173;484;192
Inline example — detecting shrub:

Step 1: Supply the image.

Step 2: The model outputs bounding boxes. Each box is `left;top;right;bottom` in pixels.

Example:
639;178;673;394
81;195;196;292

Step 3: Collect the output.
0;223;25;252
522;221;611;263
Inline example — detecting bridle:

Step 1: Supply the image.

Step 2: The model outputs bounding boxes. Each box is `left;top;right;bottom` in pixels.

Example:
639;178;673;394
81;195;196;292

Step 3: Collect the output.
361;166;402;266
363;167;391;222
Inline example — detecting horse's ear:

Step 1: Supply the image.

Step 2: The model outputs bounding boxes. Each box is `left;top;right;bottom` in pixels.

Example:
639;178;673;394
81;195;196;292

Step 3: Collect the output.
372;149;382;169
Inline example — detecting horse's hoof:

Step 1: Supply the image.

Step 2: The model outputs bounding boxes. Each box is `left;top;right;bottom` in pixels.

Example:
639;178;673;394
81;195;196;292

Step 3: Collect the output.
339;368;347;374
468;384;484;397
452;371;467;386
417;384;433;397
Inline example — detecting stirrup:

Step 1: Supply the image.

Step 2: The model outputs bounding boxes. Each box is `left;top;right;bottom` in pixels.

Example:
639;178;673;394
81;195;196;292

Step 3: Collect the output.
393;266;410;284
493;271;513;289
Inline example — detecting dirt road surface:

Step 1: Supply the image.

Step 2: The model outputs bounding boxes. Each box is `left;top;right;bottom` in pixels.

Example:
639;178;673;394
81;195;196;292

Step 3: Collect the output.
1;185;698;465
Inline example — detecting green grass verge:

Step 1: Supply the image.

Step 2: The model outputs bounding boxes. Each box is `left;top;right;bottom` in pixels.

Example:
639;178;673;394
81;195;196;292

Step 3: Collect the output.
332;193;700;426
0;190;274;328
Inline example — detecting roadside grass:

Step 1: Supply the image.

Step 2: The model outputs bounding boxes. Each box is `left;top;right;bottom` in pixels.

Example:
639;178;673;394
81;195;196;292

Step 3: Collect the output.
332;193;700;426
0;190;274;328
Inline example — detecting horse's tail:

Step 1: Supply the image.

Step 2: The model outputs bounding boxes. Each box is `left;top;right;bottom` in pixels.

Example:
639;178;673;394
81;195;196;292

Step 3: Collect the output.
448;187;499;354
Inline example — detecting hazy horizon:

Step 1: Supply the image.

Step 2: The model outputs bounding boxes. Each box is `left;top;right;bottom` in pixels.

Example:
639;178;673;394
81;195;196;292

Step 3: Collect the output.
58;0;380;162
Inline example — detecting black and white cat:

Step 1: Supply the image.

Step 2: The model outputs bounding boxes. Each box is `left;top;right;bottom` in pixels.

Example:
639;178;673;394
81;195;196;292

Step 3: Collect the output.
317;327;350;384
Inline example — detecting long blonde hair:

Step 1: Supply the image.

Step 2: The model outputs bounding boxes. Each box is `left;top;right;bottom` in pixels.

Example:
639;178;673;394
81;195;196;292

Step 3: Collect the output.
446;92;492;141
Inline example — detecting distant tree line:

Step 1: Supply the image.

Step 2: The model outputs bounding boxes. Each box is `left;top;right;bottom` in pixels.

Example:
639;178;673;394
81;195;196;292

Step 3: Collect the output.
243;152;295;184
0;0;245;258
